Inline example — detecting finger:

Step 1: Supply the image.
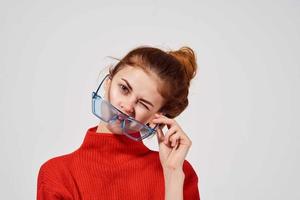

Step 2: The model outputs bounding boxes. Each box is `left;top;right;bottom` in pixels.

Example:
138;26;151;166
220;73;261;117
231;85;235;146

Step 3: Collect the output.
155;125;165;143
174;141;191;161
163;126;177;145
152;115;176;129
175;136;192;154
169;132;181;147
169;131;192;148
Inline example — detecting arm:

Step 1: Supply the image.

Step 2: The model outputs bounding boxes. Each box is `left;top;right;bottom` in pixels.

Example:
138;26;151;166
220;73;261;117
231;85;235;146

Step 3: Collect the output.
163;168;185;200
163;161;200;200
152;114;200;200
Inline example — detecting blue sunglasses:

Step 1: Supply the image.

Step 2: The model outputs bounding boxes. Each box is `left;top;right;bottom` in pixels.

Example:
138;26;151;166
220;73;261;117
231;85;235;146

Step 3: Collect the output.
92;74;159;141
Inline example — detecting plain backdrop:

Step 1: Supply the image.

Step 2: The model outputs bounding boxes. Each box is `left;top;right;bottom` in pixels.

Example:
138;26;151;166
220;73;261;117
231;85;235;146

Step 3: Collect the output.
0;0;299;199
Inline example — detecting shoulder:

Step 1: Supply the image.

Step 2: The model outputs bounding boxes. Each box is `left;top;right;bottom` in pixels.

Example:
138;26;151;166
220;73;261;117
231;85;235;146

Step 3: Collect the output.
38;155;66;173
182;160;201;199
37;153;73;186
183;160;199;182
37;154;75;199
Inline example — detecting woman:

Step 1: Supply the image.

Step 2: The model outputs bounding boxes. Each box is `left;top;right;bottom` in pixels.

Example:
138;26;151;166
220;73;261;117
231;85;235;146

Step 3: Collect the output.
37;45;200;200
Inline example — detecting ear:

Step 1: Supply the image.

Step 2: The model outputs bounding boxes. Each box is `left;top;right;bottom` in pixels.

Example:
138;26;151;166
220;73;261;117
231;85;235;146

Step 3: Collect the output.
104;77;111;90
104;76;112;99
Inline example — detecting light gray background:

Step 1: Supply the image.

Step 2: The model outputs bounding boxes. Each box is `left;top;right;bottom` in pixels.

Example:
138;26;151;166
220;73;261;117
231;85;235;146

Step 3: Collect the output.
0;0;299;199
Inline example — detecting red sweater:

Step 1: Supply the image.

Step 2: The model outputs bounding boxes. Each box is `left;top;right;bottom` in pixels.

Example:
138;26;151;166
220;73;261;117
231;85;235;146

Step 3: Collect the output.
37;126;200;199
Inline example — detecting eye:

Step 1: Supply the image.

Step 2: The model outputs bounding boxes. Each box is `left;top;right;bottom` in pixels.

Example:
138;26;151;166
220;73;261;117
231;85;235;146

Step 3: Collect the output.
119;84;129;94
139;101;149;110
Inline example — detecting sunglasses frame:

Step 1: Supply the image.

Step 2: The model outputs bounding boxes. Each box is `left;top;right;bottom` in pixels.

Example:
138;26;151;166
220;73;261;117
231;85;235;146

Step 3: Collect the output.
92;74;159;141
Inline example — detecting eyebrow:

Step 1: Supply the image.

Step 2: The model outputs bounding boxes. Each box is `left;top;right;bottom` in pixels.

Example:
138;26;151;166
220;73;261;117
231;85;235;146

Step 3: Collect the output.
121;78;154;107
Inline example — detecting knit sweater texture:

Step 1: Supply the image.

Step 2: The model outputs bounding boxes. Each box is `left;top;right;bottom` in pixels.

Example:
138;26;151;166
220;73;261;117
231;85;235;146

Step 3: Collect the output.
37;126;200;199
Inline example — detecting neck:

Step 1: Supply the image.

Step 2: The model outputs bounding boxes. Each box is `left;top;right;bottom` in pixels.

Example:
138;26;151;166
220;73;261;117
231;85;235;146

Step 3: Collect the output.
96;122;112;134
78;126;151;165
96;121;123;135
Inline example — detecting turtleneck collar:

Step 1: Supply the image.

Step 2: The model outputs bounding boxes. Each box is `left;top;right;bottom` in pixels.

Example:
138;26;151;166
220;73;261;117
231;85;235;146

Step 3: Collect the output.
78;126;151;156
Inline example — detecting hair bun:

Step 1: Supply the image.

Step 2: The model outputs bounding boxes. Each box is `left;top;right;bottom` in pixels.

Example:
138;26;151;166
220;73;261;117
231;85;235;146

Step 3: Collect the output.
168;46;197;82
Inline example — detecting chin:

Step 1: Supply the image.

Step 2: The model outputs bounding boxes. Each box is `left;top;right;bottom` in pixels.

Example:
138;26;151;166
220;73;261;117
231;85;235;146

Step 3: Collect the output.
107;122;123;134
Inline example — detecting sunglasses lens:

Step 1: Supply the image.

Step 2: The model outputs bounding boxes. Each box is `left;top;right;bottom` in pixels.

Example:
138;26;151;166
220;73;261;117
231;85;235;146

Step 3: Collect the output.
123;118;152;140
93;92;155;141
92;93;117;122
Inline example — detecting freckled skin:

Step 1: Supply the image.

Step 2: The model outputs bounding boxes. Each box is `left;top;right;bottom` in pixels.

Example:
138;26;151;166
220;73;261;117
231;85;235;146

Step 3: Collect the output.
97;66;165;134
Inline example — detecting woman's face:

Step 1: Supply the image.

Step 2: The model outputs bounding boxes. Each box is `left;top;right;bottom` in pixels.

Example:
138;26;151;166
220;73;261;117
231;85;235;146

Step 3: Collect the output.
104;66;165;126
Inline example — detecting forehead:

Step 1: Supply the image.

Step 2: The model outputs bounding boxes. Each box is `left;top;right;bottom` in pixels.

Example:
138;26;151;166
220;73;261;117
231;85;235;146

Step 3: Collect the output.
113;66;164;101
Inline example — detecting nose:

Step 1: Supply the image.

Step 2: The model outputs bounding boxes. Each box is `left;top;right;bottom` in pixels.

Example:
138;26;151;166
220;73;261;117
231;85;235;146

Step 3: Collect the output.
120;101;135;117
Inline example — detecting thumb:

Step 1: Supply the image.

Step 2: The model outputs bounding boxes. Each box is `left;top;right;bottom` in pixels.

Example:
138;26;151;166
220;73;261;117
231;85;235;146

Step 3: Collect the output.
155;125;165;144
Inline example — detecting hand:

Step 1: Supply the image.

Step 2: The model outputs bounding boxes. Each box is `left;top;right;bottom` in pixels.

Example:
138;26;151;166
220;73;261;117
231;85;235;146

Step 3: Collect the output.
151;114;192;171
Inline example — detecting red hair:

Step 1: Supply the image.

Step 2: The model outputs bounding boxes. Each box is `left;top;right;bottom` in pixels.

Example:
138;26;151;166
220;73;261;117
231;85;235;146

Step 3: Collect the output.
108;45;198;118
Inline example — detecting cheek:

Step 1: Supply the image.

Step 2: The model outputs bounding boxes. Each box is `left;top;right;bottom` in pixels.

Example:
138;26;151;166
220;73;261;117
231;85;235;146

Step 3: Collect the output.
108;85;121;106
108;83;155;123
135;110;154;124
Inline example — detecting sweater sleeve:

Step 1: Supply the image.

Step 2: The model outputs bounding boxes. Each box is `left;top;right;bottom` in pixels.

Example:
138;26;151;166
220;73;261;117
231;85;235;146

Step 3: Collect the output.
183;160;200;200
37;159;73;200
37;183;62;200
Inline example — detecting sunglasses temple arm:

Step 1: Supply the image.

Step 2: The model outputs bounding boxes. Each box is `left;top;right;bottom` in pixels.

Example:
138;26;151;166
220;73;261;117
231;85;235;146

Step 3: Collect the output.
95;74;110;94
